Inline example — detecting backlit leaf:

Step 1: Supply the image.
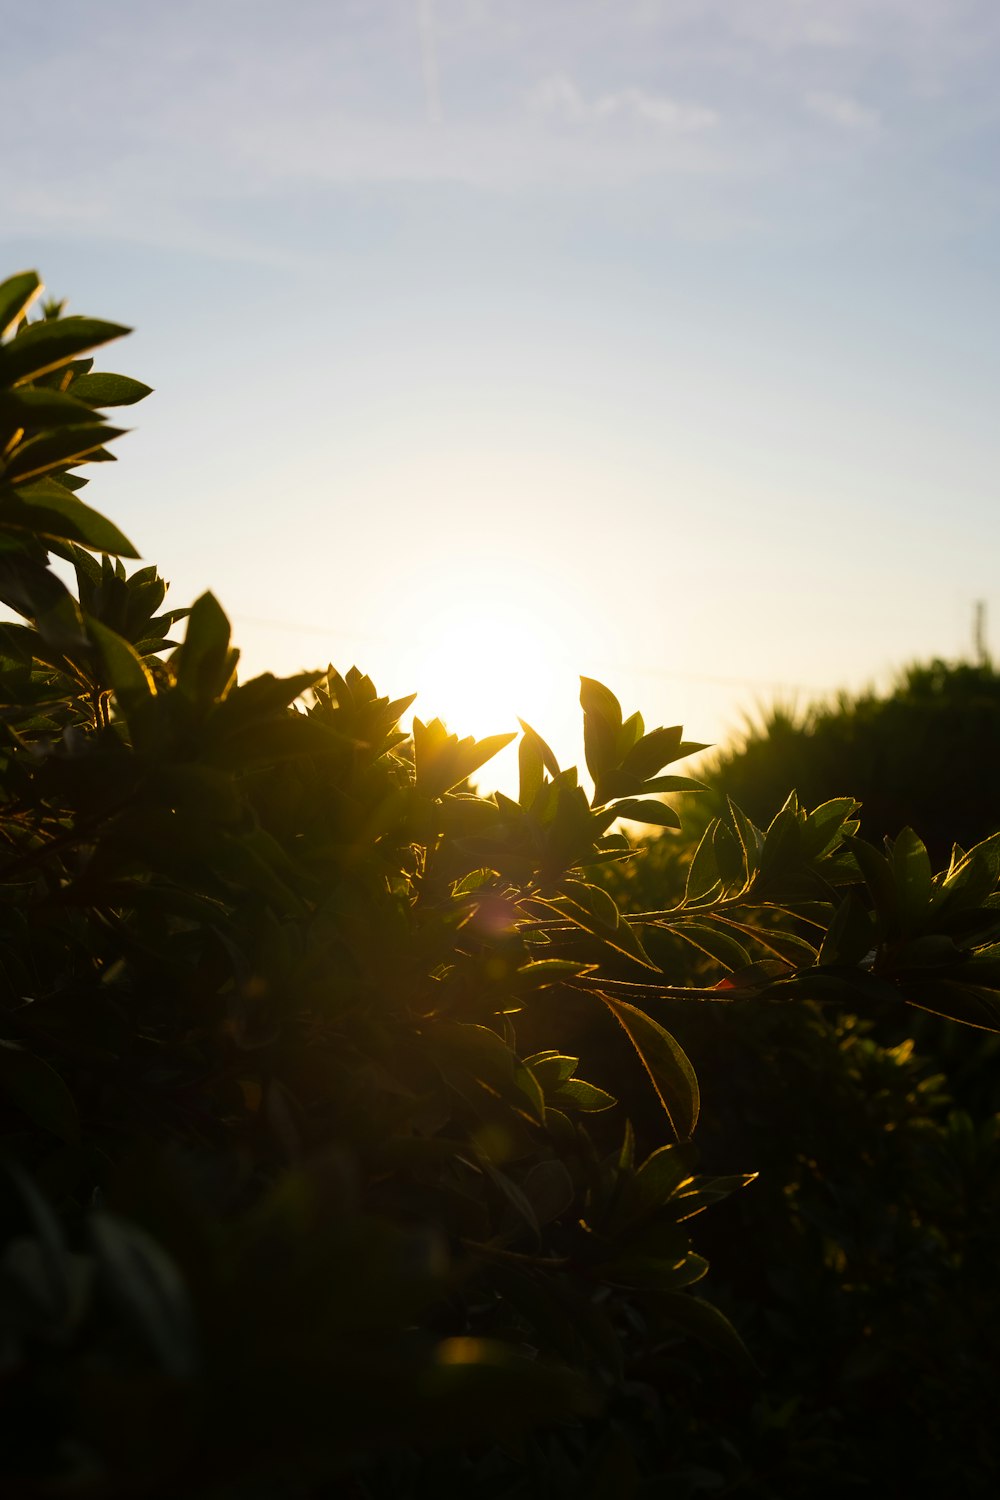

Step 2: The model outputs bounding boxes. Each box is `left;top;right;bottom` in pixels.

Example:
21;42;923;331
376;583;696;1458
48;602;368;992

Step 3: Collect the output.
67;371;153;407
172;591;236;703
650;1292;758;1375
0;270;42;339
88;617;155;709
891;826;933;935
611;798;682;829
600;995;700;1139
579;676;623;728
2;478;138;555
0;316;130;385
2;423;125;484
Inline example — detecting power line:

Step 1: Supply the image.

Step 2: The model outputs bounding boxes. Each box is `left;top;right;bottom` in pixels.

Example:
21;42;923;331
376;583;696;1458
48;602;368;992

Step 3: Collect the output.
234;612;390;645
231;611;830;697
624;662;826;695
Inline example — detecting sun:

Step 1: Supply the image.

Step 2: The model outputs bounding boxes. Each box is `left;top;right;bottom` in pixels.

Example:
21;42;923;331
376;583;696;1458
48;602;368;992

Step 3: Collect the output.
387;551;603;789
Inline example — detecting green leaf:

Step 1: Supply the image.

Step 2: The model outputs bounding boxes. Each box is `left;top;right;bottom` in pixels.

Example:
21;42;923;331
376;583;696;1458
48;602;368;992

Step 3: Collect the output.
803;796;861;857
57;543;101;596
617;709;644;757
0;316;131;386
412;718;517;797
223;669;325;724
560;877;621;929
618;1120;635;1172
513;1058;546;1121
714;914;820;967
621;726;710;779
0;270;43;339
456;729;519;784
725;799;763;876
516;958;593;986
172;592;236;704
757;795;805;881
671;1171;757;1220
554;884;657;970
650;1291;758;1375
423;1021;541;1125
641;774;708;794
684;822;723;904
0;550;87;650
581;677;622;787
818;889;876;965
515;723;563;816
88;1214;198;1379
891;826;933;935
940;831;1000;906
1;478;139;555
518;725;544;808
88;617;155;709
671;920;751;972
904;979;1000;1031
2;423;126;484
629;1144;692;1215
0;385;97;428
518;717;560;776
600;996;700;1139
523;1160;575;1223
604;1222;708;1290
531;1057;615;1119
843;835;898;931
2;1163;73;1297
479;1158;541;1236
0;1040;80;1143
0;1167;88;1340
712;820;746;888
619;725;682;779
611;797;682;829
549;1076;616;1112
714;959;791;992
66;371;153;407
579;676;623;728
524;1053;579;1086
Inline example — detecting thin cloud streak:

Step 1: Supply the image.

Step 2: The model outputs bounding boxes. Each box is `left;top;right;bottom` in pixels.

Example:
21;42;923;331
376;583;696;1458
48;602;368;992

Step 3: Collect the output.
527;74;718;133
3;0;1000;252
417;0;444;123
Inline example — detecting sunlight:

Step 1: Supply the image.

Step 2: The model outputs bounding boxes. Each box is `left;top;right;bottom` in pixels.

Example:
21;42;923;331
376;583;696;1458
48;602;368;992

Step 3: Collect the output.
388;551;603;789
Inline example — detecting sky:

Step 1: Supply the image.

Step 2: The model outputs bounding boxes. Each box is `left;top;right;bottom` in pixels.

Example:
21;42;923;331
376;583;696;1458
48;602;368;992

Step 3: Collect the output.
4;0;1000;790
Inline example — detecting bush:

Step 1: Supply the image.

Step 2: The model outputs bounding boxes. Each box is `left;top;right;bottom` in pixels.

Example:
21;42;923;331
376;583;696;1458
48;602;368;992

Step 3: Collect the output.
704;663;1000;864
2;271;1000;1497
593;668;1000;1494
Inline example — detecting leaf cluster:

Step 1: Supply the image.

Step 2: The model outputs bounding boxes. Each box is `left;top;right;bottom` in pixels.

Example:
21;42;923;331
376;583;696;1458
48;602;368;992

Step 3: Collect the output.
701;658;1000;863
2;272;999;1496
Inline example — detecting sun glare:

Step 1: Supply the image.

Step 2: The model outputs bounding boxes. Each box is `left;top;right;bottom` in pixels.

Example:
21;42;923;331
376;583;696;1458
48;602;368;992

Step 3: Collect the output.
388;554;603;791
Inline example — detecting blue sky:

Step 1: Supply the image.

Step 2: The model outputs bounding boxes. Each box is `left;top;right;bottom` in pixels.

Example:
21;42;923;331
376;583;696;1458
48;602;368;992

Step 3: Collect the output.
4;0;1000;783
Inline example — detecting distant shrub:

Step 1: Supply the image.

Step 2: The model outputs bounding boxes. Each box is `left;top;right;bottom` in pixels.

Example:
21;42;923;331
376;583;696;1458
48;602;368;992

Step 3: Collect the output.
705;661;1000;862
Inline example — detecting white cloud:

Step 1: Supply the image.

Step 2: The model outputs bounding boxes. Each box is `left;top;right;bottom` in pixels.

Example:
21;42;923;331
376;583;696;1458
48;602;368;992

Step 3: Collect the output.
595;87;718;132
805;90;881;131
3;0;998;252
528;74;718;133
527;72;586;123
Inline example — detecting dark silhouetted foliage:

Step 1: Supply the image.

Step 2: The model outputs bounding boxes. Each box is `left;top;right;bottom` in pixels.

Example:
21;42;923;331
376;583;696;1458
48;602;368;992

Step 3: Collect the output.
706;661;1000;864
2;271;999;1497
